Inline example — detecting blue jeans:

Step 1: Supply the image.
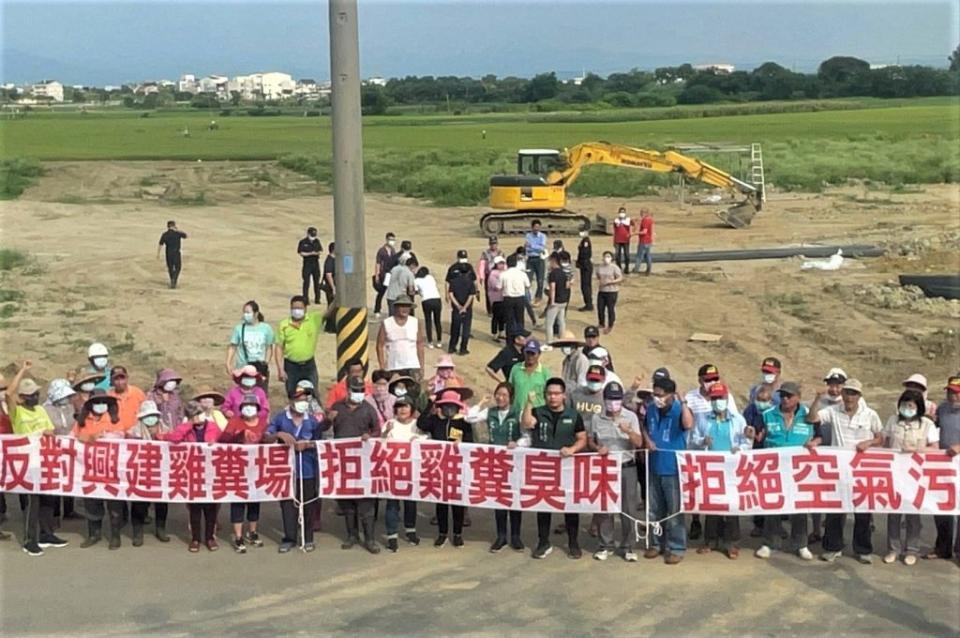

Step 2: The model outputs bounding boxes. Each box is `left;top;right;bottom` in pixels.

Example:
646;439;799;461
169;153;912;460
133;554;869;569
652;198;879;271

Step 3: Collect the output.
526;257;545;300
649;474;686;554
385;500;417;537
634;244;652;273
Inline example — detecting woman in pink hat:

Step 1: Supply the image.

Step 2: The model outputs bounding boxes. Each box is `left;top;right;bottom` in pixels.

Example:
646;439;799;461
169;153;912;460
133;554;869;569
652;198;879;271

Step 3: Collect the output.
222;365;270;425
425;355;465;396
146;368;184;435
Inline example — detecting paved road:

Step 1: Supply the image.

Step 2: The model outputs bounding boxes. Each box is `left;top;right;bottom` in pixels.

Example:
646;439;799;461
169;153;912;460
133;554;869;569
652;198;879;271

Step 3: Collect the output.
1;502;958;636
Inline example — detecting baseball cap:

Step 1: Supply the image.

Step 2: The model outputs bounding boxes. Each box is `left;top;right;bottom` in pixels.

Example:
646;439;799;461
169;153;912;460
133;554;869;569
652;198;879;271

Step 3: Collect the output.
778;381;801;396
456;249;468;259
584;326;600;338
697;364;720;381
603;382;625;400
18;378;40;395
488;235;498;245
493;255;506;265
523;339;542;354
585;365;606;382
587;346;609;362
347;376;366;392
707;382;728;399
653;367;671;381
902;373;928;390
945;376;960;393
823;368;847;383
842;378;863;394
761;357;782;373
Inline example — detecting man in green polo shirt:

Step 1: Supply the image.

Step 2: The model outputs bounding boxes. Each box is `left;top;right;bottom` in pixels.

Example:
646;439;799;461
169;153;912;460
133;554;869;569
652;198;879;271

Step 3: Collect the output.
522;377;587;560
275;295;322;399
508;339;551;414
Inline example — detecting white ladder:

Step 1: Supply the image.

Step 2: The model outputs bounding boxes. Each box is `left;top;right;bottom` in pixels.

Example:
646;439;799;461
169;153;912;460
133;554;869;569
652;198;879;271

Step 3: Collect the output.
750;143;766;202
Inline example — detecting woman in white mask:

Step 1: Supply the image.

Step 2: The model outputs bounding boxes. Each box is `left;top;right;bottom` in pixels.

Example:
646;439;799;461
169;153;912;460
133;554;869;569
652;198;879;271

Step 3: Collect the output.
128;400;171;544
551;330;587;390
71;372;106;415
219;394;268;553
146;368;184;435
222;365;269;424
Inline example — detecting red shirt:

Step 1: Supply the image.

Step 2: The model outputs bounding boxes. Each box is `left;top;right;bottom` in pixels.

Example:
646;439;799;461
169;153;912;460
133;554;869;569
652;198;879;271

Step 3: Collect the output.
638;216;654;245
0;411;11;434
220;416;267;444
613;219;631;244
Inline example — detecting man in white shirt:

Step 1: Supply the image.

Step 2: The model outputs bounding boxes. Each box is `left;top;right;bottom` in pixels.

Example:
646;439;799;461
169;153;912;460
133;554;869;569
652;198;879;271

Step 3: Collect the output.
500;254;531;331
806;378;883;564
376;295;425;377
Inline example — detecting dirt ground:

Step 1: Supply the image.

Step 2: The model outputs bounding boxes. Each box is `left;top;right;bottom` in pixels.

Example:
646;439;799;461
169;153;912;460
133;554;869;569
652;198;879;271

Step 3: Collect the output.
0;161;959;636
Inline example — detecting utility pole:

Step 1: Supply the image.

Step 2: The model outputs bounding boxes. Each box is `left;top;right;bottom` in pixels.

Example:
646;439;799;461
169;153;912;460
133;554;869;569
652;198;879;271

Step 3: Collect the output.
329;0;368;378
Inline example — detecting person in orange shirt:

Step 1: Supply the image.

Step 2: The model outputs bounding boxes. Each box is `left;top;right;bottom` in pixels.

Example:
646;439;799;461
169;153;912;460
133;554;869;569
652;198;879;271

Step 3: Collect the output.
72;390;129;550
325;359;373;409
108;366;146;431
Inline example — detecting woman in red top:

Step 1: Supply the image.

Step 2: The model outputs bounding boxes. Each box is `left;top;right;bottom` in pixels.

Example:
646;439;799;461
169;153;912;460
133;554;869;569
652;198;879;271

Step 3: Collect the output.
219;393;267;553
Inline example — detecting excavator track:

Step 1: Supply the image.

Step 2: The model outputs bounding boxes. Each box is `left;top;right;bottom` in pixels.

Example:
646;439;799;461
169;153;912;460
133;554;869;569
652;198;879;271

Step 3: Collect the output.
479;210;607;236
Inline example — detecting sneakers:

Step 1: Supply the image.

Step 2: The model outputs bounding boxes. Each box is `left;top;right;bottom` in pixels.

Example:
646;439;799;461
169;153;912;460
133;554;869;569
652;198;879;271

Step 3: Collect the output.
644;547;661;559
857;554;873;564
304;542;316;553
883;551;898;564
387;538;399;553
490;538;508;553
434;342;442;349
664;553;683;565
821;550;842;563
427;343;435;349
593;549;612;561
755;545;772;559
568;542;582;559
244;531;264;547
38;534;69;548
452;534;464;548
278;540;296;554
206;539;219;552
532;542;553;559
405;531;421;546
904;554;917;566
798;547;814;561
623;550;639;562
364;539;381;554
510;537;525;552
189;541;201;553
22;541;43;557
233;537;247;554
434;534;448;548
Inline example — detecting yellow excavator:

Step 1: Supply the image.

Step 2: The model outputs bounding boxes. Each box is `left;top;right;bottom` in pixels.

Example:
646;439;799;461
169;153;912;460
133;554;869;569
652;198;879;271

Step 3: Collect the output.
481;141;763;234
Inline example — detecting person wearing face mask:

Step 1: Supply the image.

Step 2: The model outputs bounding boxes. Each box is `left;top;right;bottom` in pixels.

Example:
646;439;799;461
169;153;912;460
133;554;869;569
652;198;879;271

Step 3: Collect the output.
901;373;938;419
690;383;752;559
366;369;396;424
524;219;548;302
108;366;146;432
226;300;275;391
806;378;883;564
575;229;594;311
6;361;68;556
634;208;654;276
276;295;322;399
930;375;960;561
146;368;185;435
85;342;112;391
71;372;105;415
477;235;502;317
741;384;773;539
543;253;571;349
570;365;609;422
500;254;532;330
126;400;171;543
588;382;644;562
551;330;588;391
642;377;694;564
373;232;398;319
447;259;478;355
381;396;426;552
426;356;465;396
418;389;475;548
328;377;382;553
42;378;80;525
804;368;846;543
190;388;227;431
594;251;623;335
749;357;783;404
445;248;478;294
414;266;443;349
222;365;270;424
882;389;936;566
612;206;632;274
219;393;268;553
72;389;128;550
486;256;507;341
297;226;323;305
325;359;374;409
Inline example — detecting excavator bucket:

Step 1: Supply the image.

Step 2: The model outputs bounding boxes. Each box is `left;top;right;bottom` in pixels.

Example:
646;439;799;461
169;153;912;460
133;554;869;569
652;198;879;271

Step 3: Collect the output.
715;201;757;229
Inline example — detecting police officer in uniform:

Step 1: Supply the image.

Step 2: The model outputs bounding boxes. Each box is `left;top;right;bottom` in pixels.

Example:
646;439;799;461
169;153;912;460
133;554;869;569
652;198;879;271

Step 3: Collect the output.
298;227;323;304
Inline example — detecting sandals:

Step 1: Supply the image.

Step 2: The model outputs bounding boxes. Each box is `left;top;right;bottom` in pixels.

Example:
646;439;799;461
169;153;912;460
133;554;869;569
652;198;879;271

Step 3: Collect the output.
726;547;740;560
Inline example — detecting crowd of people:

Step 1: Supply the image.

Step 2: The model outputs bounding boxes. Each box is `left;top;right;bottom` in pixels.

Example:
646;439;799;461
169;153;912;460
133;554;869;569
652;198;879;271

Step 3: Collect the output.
1;211;956;568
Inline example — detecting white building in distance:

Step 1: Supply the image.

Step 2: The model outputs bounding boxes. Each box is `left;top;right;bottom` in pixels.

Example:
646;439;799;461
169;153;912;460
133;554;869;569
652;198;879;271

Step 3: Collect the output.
230;72;295;100
198;75;229;97
29;79;64;102
178;74;198;94
693;63;735;74
364;77;387;87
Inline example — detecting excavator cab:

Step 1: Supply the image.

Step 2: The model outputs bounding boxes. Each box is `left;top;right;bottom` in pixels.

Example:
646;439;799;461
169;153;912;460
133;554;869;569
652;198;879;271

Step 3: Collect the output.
517;149;561;177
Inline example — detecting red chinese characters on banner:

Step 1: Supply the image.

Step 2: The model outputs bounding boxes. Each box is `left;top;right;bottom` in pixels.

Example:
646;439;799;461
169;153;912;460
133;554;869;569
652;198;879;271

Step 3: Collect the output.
81;441;121;496
907;452;956;512
124;442;164;499
735;451;785;511
680;453;728;512
211;445;250;500
419;442;464;501
468;446;515;507
39;435;77;493
573;454;619;510
520;452;564;509
370;441;413;497
1;436;34;491
319;440;364;497
254;445;293;499
851;451;902;509
168;444;207;500
791;451;842;509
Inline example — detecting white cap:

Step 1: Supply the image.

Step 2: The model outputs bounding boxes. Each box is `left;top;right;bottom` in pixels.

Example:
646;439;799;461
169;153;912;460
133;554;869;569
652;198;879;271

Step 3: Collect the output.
493;255;506;265
47;378;76;403
88;342;109;358
588;346;609;361
902;373;928;390
823;368;847;382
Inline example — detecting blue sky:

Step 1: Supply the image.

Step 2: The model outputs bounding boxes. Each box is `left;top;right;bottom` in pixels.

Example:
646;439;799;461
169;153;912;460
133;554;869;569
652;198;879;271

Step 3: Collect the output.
2;0;958;85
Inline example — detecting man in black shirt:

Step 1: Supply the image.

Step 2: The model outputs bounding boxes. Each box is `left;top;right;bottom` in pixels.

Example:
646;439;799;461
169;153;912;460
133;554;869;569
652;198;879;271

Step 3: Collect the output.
321;242;336;305
447;266;477;356
298;227;323;304
575;231;593;311
373;232;396;318
485;326;529;383
545;254;571;347
157;220;187;289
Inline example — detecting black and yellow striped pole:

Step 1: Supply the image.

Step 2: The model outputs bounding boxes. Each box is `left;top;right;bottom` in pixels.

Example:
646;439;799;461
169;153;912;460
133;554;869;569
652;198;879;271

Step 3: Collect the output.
329;0;368;379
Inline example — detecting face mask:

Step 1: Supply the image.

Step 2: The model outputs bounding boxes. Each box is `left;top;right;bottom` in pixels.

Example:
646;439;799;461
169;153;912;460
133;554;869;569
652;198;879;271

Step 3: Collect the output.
899;405;918;419
826;394;842;403
240;377;257;388
619;213;626;219
561;346;574;356
754;400;772;411
80;382;95;393
387;239;396;248
605;400;622;413
393;386;407;398
291;308;306;320
603;257;613;265
293;400;309;414
349;391;365;404
141;415;159;427
92;403;109;415
579;231;588;238
440;404;458;419
711;399;728;413
653;396;667;409
458;258;468;264
243;311;255;324
762;373;777;384
241;405;259;419
23;394;40;408
587;381;603;393
92;356;108;369
163;380;178;392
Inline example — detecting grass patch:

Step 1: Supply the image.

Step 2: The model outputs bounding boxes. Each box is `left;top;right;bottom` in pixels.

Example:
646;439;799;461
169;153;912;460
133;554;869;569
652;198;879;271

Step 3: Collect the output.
0;158;43;199
0;304;18;318
769;292;814;320
0;249;29;271
0;289;24;303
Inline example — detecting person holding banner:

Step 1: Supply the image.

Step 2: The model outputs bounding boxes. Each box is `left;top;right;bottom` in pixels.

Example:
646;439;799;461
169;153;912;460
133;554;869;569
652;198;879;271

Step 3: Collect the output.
382;396;426;552
756;382;815;561
128;400;171;543
931;375;960;561
642;377;693;565
883;389;937;566
146;368;184;435
522;377;588;560
691;382;752;559
220;393;269;554
806;378;884;563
